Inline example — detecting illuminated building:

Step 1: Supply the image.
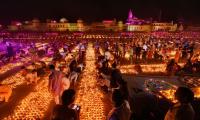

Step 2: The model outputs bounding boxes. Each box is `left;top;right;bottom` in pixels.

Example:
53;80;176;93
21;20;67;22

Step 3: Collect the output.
7;21;22;31
7;18;83;32
152;22;177;32
126;9;146;25
6;10;179;32
126;9;178;32
46;20;69;32
118;21;124;31
88;19;123;31
77;19;84;31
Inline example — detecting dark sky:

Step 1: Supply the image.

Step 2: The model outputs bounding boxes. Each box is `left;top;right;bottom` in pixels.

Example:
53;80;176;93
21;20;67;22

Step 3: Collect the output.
0;0;199;24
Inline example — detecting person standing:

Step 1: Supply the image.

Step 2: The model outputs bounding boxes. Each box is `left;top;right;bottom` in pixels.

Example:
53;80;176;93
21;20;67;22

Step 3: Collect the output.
135;45;141;61
105;49;111;61
49;65;63;104
175;48;181;63
108;89;131;120
142;44;148;60
129;46;134;64
7;43;14;61
61;74;70;95
114;43;119;58
69;59;79;88
29;45;38;62
51;89;79;120
188;43;195;59
164;87;195;120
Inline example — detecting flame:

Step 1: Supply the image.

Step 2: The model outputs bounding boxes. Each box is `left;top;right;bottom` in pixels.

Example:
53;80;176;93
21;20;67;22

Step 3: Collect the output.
120;64;166;74
0;43;46;75
159;89;177;103
0;62;24;75
120;63;184;74
3;46;78;119
193;87;200;98
3;77;52;120
75;43;106;120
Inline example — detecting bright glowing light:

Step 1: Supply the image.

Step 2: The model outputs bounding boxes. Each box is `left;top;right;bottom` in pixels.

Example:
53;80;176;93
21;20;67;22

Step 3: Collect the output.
3;46;78;119
159;89;177;103
75;43;106;120
193;87;200;98
0;57;50;89
3;76;52;120
144;78;200;103
0;62;24;75
3;58;53;119
1;72;25;89
99;48;104;56
144;79;178;103
181;77;200;99
0;43;45;75
120;63;184;74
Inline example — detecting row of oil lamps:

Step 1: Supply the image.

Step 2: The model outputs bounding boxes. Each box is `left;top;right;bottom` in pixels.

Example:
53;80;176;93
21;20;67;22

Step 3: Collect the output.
75;44;106;120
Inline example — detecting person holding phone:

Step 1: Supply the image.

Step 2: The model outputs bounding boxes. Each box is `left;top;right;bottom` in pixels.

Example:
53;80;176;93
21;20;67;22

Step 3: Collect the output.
51;89;80;120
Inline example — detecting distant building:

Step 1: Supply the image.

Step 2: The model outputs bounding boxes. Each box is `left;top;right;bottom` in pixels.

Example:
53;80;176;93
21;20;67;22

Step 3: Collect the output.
7;18;84;32
126;9;177;32
126;10;146;25
6;10;178;32
186;26;200;31
127;25;151;32
152;22;177;32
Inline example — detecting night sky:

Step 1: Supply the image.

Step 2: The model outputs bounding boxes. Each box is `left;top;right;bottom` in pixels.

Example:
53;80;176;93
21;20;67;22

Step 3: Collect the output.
0;0;199;24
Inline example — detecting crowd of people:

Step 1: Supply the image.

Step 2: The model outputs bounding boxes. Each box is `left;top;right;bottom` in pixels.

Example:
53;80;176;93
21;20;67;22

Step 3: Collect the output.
0;37;85;102
95;44;197;120
0;31;200;120
50;43;197;120
95;35;198;65
166;58;200;76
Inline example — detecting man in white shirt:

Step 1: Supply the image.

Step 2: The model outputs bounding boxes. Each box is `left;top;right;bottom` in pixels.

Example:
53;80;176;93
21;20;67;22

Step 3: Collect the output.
49;65;63;104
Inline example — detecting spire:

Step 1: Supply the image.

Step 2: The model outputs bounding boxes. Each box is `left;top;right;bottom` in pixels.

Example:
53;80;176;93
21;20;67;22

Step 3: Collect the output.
128;9;133;19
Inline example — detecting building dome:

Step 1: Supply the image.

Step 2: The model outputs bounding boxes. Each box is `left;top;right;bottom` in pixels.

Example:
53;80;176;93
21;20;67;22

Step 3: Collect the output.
60;18;68;23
